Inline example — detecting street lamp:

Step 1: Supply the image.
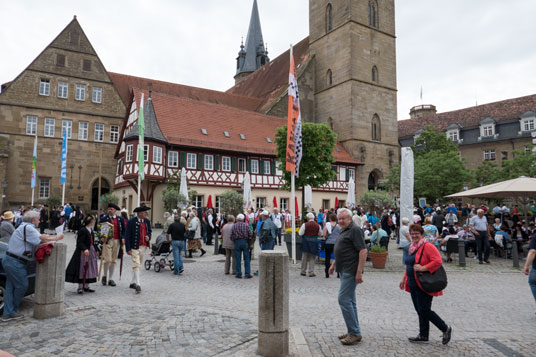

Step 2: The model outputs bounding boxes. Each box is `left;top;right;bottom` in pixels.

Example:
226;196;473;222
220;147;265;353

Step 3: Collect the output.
1;181;7;212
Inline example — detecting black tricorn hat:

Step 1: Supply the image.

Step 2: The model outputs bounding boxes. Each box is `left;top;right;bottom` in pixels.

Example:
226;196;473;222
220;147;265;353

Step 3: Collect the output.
108;203;121;211
133;206;151;213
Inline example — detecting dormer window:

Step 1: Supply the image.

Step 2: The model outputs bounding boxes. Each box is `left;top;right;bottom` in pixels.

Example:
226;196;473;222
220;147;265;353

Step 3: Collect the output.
447;129;459;141
482;124;494;137
478;117;497;140
519;111;536;132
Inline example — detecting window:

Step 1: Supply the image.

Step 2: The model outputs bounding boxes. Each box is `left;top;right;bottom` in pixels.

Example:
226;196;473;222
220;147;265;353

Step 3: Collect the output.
322;199;330;210
482;124;494;137
83;59;92;71
152;146;162;164
168;151;178;167
371;66;378;82
193;195;203;208
501;151;508;161
222;156;231;172
348;168;355;180
522;118;535;132
126;145;133;162
39;79;50;96
238;158;246;172
251;159;259;174
326;3;333;32
256;197;266;209
368;0;378;27
447;129;459;141
327;69;333;87
44;118;55;137
92;87;102;103
371;114;381;141
204;155;214;170
75;84;85;101
26;115;37;135
263;160;271;174
39;178;50;199
117;159;123;175
340;167;347;181
138;144;149;162
187;153;196;169
280;198;289;211
275;161;283;175
94;123;104;142
58;81;68;98
78;122;88;140
484;149;496;161
62;120;72;139
215;196;222;214
110;125;119;143
56;54;65;67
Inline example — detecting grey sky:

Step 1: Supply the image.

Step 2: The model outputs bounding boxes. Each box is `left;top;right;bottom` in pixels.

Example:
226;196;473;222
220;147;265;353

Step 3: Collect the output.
1;0;535;121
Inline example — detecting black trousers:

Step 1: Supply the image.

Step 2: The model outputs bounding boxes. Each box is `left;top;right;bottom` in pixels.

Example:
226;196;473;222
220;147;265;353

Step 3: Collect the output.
475;230;490;261
410;285;448;339
324;243;334;275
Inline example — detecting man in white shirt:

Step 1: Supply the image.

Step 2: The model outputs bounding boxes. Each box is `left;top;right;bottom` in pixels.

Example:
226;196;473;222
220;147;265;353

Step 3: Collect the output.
469;209;490;264
272;208;283;246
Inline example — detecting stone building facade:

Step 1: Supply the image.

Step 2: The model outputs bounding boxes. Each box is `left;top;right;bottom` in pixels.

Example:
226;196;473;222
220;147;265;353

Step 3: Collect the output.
0;17;125;210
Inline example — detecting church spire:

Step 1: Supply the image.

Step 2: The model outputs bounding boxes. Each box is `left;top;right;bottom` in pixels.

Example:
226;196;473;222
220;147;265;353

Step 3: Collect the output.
234;0;269;83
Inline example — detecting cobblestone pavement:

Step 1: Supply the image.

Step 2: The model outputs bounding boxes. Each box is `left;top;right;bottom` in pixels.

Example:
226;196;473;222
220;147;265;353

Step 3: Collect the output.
1;232;535;356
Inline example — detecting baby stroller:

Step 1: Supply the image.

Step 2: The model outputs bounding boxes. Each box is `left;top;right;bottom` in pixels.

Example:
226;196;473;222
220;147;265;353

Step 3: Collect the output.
144;233;174;272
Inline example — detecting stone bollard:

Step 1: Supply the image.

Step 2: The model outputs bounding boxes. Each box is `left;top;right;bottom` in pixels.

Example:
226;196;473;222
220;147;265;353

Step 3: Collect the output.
512;240;519;268
34;242;67;319
457;239;466;267
258;251;289;357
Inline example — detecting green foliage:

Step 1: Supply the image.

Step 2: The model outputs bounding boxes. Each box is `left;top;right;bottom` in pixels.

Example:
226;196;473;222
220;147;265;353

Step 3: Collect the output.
472;161;502;186
46;195;61;208
370;244;387;253
471;148;536;187
162;188;186;212
358;190;395;212
219;190;243;217
100;193;119;209
384;126;471;202
274;123;337;189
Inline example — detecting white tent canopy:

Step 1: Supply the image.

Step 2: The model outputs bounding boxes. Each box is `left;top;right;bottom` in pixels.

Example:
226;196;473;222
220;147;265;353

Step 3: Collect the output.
446;176;536;199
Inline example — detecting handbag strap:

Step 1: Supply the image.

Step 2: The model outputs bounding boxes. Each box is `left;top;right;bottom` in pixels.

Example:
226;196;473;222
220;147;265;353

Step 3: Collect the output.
417;241;427;265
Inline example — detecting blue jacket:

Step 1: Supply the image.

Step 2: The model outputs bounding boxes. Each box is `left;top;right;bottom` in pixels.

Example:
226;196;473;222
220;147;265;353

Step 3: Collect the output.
100;215;126;239
125;217;152;252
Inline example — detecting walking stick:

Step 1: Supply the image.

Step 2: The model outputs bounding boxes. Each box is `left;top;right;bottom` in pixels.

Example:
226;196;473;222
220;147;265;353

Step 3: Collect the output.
119;240;124;280
98;238;104;281
82;255;89;294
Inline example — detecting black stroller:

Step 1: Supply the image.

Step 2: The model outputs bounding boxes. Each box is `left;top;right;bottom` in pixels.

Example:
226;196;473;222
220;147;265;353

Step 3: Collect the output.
144;233;174;272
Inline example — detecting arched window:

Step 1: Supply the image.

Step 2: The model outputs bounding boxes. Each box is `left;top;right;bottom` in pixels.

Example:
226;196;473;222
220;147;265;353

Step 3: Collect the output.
368;0;378;28
327;69;333;87
371;114;381;141
371;66;378;82
326;4;333;32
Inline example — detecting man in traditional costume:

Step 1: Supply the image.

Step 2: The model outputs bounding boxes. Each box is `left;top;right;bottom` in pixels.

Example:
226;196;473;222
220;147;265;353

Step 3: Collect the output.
125;205;152;294
100;203;125;287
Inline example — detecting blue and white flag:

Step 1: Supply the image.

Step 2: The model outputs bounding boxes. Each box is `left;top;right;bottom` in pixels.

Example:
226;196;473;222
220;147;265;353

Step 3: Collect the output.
60;129;68;184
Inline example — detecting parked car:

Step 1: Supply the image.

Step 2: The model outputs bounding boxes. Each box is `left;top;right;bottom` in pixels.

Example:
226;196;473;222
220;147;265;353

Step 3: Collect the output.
0;242;36;314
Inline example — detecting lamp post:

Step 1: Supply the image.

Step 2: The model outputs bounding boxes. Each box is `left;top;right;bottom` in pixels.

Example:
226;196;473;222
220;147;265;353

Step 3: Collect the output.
77;165;82;190
1;181;7;213
69;164;74;190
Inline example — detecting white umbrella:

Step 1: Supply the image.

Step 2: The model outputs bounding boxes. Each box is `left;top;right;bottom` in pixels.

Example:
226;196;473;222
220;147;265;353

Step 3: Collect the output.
243;172;254;210
178;167;189;209
304;185;313;209
346;177;356;209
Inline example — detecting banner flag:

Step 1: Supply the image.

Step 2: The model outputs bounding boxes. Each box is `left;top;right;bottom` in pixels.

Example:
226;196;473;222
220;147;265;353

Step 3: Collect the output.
286;45;302;177
138;93;145;180
60;128;68;184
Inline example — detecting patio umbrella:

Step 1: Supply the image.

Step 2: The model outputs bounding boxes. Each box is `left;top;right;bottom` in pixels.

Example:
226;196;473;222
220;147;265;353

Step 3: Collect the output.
178;167;189;209
207;195;213;209
243;172;254;210
346;177;356;209
335;197;339;209
304;185;313;209
273;196;277;208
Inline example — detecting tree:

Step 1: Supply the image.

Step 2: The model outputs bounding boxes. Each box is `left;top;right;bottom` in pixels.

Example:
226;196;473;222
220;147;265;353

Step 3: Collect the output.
275;123;337;190
100;193;119;209
471;148;536;187
45;195;61;208
358;190;395;213
219;190;243;217
384;126;471;202
472;161;502;186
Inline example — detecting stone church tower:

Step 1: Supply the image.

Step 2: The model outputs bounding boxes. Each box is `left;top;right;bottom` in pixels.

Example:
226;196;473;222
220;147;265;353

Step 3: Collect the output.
309;0;398;196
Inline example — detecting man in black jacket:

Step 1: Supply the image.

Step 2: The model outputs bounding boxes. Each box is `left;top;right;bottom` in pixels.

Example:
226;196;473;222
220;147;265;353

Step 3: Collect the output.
125;205;152;294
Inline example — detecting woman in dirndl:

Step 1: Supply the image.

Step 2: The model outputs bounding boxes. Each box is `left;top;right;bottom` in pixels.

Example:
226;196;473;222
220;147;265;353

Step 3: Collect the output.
66;215;99;294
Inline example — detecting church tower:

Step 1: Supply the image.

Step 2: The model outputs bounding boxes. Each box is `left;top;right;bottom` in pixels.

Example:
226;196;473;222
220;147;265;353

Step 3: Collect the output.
234;0;269;84
309;0;398;196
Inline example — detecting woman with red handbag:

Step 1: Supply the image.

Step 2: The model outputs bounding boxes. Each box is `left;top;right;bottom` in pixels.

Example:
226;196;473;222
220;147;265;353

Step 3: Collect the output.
399;224;452;344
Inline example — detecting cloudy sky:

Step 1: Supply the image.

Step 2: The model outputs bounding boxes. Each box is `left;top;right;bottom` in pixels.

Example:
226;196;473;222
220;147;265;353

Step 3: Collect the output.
1;0;535;121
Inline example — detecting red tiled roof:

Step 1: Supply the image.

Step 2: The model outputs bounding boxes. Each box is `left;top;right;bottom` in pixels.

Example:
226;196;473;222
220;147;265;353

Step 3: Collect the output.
109;72;263;112
130;88;360;164
226;36;310;112
398;94;536;138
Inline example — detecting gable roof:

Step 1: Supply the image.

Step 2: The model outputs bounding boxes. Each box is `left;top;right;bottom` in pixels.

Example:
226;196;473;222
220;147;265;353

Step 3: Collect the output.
227;36;310;113
127;88;360;164
398;94;536;138
108;72;262;111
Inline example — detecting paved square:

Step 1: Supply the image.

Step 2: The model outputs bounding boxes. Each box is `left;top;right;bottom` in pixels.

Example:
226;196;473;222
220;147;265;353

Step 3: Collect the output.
1;231;535;356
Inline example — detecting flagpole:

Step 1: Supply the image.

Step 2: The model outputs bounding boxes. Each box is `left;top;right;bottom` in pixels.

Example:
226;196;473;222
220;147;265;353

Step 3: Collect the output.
137;176;141;207
62;183;65;207
291;174;296;264
31;188;34;207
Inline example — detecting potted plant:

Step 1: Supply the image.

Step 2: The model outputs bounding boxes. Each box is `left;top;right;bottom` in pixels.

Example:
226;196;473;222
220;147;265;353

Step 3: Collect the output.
369;244;388;269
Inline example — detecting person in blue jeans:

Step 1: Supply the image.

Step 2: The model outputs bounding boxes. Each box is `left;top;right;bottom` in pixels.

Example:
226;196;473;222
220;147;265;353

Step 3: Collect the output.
231;214;253;279
259;211;276;250
328;208;367;346
166;215;186;275
2;211;64;322
523;233;536;306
